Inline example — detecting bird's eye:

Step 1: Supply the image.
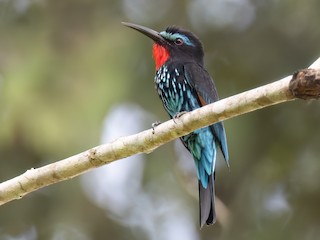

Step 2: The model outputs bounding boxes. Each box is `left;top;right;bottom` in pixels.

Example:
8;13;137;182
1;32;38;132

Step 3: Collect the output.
174;38;184;45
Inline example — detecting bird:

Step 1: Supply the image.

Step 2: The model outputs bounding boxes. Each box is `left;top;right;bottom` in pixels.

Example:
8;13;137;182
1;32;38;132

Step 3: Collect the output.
122;22;229;228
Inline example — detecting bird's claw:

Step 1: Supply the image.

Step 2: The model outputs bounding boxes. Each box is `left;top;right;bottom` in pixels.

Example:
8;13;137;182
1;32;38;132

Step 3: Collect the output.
152;121;161;134
173;111;187;123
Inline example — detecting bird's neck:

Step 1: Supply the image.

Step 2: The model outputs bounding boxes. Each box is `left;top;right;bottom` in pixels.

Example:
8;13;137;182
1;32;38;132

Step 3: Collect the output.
152;44;169;70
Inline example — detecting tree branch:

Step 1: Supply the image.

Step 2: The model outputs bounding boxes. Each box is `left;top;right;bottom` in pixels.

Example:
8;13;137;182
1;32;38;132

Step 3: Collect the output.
1;58;320;206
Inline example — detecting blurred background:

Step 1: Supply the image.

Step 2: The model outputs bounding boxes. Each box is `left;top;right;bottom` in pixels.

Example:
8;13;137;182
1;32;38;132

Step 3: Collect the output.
0;0;320;239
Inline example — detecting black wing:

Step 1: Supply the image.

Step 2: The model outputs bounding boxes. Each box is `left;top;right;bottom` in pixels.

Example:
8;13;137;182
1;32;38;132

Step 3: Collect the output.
183;62;229;163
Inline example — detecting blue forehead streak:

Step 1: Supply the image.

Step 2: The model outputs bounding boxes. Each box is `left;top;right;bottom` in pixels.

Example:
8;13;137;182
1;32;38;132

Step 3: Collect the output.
160;31;195;46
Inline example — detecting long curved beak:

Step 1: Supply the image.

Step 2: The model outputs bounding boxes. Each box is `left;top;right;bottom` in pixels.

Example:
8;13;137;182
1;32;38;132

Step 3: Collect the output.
122;22;165;44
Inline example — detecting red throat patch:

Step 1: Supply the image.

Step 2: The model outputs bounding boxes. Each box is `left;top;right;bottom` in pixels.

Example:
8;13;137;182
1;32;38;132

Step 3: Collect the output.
152;44;169;70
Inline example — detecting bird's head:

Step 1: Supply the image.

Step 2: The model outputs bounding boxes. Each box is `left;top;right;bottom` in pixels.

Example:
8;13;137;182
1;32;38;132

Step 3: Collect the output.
122;22;204;70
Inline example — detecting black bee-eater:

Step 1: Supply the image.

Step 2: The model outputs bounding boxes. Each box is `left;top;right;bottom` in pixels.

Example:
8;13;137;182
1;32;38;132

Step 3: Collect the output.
122;22;229;228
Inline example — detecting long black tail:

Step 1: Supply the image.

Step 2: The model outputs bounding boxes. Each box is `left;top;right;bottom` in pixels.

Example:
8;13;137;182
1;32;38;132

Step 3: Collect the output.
199;175;216;228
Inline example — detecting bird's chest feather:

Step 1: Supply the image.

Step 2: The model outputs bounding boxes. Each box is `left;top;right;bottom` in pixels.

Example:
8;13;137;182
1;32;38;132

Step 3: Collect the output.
154;64;200;117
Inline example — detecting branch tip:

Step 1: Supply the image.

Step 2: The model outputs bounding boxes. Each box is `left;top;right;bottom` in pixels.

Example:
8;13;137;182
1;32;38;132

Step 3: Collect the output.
289;68;320;100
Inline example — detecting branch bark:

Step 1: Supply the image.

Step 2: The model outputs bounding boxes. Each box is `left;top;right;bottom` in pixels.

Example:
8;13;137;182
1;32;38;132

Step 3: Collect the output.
1;58;320;206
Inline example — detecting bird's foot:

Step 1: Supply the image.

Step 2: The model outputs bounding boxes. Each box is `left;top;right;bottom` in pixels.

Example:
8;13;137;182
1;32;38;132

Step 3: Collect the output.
152;121;161;134
173;111;187;123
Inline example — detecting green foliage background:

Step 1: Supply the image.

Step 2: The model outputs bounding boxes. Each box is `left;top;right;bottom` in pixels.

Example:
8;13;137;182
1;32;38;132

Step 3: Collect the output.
0;0;320;239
